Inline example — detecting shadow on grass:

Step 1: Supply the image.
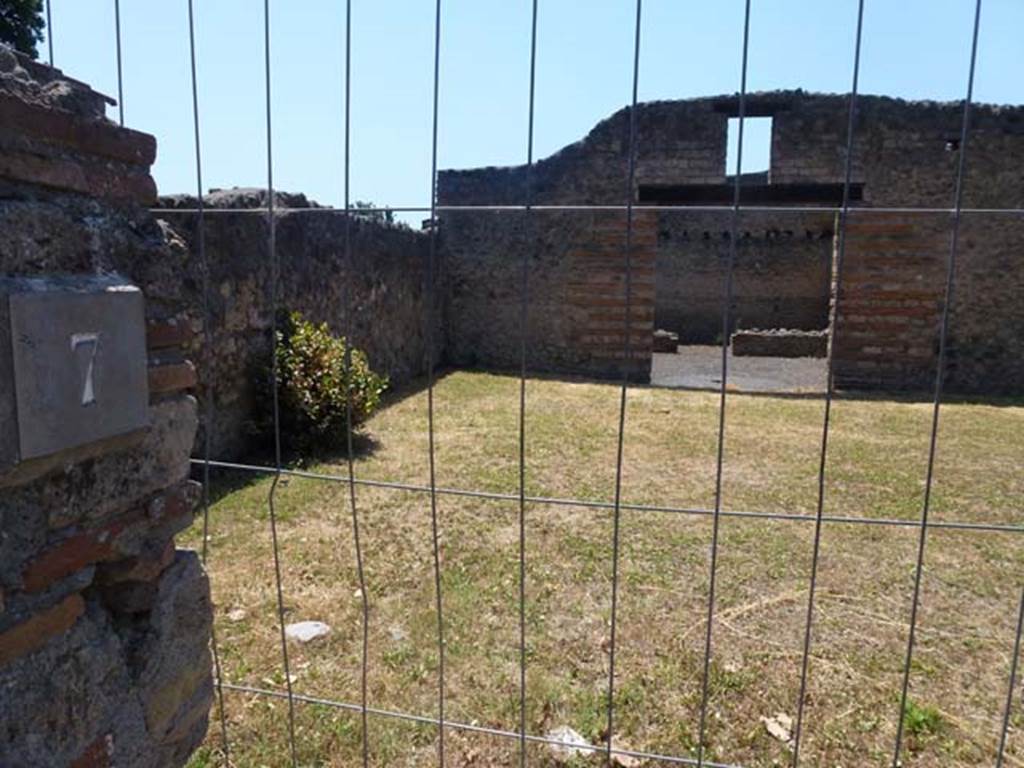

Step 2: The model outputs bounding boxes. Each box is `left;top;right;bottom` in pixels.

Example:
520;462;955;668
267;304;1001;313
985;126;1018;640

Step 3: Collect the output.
191;429;382;505
420;363;1023;409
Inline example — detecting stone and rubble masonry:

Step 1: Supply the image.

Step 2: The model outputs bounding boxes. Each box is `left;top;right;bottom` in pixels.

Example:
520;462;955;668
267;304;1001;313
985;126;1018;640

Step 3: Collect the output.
438;90;1024;393
157;190;441;458
731;328;828;358
0;45;212;767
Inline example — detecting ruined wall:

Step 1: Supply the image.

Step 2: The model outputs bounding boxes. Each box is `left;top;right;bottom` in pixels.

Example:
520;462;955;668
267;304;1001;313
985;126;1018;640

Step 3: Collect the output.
0;47;211;767
439;90;1024;393
655;210;833;343
444;210;654;380
439;99;728;207
157;193;439;459
769;91;1024;211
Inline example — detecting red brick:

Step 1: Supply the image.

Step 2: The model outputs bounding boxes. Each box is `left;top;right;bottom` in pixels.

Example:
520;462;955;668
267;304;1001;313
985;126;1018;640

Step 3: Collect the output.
0;594;85;666
70;735;114;768
0;91;156;165
0;148;156;204
21;526;121;593
148;361;198;395
22;483;198;593
96;539;176;585
146;318;194;350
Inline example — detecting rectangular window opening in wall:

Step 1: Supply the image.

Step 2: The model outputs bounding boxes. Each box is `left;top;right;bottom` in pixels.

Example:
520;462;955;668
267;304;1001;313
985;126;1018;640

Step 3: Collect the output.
726;115;772;183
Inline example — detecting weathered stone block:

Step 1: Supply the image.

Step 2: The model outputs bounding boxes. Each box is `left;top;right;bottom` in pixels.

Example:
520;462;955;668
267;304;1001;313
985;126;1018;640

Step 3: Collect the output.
732;328;828;358
652;329;679;353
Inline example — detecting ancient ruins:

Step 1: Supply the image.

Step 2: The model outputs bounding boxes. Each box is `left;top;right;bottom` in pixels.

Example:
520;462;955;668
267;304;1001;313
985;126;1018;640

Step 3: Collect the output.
0;38;1022;766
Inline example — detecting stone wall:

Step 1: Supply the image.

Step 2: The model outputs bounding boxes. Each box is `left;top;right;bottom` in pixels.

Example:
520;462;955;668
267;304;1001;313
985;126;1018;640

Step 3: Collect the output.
0;47;211;767
655;210;833;343
439;99;728;207
157;192;439;459
442;210;654;381
438;90;1024;393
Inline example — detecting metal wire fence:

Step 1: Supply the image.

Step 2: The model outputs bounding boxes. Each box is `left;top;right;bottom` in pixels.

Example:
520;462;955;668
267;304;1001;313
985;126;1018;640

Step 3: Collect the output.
44;0;1024;766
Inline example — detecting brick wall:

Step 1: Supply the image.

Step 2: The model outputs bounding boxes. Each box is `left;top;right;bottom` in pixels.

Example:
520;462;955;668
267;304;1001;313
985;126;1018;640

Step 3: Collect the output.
834;213;1024;393
655;210;834;343
439;90;1023;394
568;211;656;376
443;210;655;381
832;215;947;390
0;46;211;767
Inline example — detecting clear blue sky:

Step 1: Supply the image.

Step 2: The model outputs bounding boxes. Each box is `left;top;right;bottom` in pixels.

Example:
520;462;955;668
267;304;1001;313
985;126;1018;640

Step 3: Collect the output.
42;1;1024;220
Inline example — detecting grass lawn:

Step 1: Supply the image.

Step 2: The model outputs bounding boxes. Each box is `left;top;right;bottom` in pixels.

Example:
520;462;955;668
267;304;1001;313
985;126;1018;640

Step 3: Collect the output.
183;370;1023;768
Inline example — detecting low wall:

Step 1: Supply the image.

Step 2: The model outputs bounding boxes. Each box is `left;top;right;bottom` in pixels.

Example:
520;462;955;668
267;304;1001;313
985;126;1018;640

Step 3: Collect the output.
732;328;827;358
0;47;211;767
158;192;439;459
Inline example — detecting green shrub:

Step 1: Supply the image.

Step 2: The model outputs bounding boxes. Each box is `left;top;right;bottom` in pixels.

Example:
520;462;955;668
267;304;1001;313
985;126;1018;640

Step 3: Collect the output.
271;311;387;453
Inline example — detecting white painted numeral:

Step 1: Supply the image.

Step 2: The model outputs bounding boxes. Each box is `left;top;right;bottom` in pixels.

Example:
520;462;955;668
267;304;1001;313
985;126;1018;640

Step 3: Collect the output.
71;332;100;406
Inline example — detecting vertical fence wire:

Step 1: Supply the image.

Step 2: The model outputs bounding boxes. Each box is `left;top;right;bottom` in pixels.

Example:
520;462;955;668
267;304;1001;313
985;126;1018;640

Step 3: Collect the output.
113;0;123;125
696;1;751;763
891;1;983;764
425;0;447;763
517;1;540;765
789;1;865;763
45;0;53;65
605;1;643;762
341;1;371;765
186;0;232;763
997;587;1024;767
262;0;300;764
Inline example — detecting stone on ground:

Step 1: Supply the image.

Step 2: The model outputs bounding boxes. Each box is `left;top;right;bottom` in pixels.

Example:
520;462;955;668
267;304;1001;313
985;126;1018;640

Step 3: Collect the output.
284;621;331;643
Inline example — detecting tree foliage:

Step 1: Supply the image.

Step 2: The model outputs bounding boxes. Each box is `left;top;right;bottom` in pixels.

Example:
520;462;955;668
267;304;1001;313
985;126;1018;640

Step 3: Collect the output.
0;0;45;59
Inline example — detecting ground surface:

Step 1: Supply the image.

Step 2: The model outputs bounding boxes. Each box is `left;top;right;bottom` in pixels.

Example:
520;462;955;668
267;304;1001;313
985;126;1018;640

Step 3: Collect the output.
651;346;826;393
183;370;1022;768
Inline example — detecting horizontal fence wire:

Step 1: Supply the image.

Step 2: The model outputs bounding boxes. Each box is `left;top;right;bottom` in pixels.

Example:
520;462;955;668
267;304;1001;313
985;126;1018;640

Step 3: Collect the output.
189;458;1023;535
149;204;1024;215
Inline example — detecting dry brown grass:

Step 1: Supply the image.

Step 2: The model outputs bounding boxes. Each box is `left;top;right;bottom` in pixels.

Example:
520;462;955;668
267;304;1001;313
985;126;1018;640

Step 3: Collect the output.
183;370;1023;767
